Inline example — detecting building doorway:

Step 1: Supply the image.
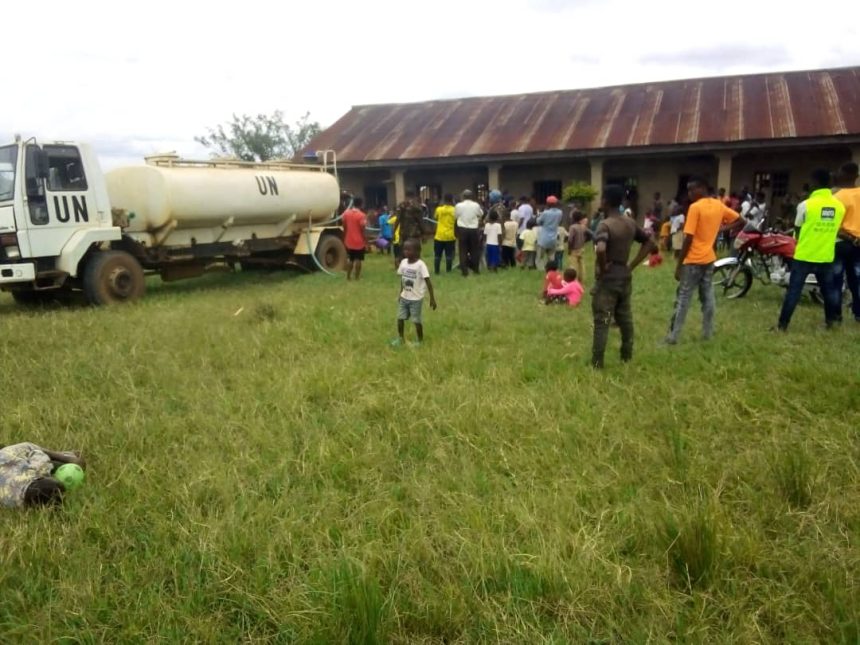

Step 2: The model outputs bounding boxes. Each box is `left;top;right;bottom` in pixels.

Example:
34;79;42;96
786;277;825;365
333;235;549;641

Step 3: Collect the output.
364;185;388;209
607;176;639;215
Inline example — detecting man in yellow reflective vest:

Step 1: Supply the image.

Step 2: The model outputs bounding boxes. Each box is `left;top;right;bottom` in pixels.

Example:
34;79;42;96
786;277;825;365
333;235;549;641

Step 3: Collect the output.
776;169;845;331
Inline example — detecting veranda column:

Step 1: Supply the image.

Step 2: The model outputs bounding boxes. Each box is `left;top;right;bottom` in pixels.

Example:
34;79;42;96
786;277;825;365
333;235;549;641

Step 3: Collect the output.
589;158;605;214
487;164;502;191
716;152;734;193
392;169;406;205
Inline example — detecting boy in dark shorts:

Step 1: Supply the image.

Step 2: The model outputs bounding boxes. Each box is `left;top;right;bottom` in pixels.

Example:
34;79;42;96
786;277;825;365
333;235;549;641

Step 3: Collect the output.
392;239;437;347
590;185;654;368
0;442;86;508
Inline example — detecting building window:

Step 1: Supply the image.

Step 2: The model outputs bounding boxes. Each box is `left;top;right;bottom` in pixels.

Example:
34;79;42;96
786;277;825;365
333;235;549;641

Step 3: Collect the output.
475;183;489;204
753;171;771;194
533;180;562;204
363;185;388;209
417;184;442;206
770;172;789;198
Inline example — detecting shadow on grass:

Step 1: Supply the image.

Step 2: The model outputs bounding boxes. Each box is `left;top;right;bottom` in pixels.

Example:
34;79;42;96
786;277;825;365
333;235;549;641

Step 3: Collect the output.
143;267;313;301
0;266;328;315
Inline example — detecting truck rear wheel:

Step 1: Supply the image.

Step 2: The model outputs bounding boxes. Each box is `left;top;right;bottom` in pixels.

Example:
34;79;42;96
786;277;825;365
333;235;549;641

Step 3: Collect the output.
83;251;145;305
315;235;346;272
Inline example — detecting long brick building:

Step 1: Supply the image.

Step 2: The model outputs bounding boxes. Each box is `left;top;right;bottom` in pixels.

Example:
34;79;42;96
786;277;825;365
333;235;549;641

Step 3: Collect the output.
305;66;860;215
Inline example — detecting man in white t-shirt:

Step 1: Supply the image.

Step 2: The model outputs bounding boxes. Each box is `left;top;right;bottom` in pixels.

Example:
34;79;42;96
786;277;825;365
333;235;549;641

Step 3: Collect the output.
392;239;437;347
742;192;768;228
455;189;484;276
517;196;534;235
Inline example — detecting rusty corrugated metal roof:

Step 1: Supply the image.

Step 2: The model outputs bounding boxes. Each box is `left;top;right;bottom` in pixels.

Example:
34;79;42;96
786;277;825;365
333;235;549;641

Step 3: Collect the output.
306;67;860;163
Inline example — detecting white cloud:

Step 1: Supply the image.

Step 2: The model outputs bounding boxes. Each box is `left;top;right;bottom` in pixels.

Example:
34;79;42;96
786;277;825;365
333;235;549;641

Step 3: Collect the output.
2;0;858;168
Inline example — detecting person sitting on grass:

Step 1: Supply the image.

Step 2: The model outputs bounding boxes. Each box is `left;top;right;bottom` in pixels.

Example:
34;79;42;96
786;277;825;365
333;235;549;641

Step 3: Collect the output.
541;260;564;303
0;443;85;509
392;239;437;347
545;267;584;307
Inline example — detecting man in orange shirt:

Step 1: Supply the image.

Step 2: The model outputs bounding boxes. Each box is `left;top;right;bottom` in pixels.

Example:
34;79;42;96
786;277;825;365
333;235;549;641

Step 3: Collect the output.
834;162;860;322
341;197;368;280
665;176;743;344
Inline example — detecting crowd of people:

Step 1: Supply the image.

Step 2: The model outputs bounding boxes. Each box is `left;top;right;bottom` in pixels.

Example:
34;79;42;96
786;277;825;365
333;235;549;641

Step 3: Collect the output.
340;162;859;365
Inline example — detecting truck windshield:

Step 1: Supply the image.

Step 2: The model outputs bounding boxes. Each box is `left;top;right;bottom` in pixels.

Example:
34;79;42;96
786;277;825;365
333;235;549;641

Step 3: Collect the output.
0;144;17;202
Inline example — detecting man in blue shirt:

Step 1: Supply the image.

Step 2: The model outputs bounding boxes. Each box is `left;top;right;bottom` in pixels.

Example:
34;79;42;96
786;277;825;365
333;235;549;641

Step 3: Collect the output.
536;195;562;269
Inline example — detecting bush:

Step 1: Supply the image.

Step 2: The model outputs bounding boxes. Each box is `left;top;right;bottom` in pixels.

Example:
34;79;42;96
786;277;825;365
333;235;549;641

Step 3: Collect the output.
562;181;599;208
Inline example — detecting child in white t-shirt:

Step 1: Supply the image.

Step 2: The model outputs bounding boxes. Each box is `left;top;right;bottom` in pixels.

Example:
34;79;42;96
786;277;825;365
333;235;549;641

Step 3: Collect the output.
392;239;437;347
483;211;503;272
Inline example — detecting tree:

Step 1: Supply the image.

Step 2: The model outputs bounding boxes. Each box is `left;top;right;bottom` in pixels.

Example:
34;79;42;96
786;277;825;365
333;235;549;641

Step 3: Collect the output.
195;110;321;162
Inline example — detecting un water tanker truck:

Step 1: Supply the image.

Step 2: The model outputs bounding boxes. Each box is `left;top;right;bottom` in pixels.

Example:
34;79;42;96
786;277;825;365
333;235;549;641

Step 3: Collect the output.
0;136;346;305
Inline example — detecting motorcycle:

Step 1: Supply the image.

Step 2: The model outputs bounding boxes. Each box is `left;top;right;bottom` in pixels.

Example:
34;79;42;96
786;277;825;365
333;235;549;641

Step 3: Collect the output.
712;224;829;303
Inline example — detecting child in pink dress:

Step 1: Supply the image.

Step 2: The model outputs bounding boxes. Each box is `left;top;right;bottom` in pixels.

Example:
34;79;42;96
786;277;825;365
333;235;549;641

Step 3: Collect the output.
546;268;584;307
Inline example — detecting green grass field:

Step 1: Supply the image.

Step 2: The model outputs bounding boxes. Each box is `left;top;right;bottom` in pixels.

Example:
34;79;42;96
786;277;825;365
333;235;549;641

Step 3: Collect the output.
1;249;858;643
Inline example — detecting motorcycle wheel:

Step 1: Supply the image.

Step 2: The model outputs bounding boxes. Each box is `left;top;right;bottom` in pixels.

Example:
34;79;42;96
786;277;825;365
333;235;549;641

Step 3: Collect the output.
713;263;753;298
809;286;851;307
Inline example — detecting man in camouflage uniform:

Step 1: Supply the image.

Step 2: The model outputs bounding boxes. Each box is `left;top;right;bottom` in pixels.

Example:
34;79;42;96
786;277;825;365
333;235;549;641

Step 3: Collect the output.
591;185;654;368
0;442;86;508
394;190;426;249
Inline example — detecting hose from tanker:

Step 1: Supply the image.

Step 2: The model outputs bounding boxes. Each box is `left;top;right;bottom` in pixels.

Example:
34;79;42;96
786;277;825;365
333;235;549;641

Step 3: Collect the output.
304;196;353;276
308;196;439;274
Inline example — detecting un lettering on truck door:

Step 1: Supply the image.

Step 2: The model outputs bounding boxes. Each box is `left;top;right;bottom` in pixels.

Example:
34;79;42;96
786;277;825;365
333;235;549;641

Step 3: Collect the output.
51;194;89;223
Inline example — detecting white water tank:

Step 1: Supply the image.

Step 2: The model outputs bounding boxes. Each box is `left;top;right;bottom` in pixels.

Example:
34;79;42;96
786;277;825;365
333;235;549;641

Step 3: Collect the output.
105;161;340;234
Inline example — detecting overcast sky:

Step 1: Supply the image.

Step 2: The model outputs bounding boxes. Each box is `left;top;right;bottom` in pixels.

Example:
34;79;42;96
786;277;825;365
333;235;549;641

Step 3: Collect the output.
3;0;858;169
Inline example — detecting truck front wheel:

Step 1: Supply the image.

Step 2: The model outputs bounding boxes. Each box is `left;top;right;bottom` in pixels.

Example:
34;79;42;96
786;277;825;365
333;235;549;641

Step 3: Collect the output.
83;251;146;305
315;235;346;272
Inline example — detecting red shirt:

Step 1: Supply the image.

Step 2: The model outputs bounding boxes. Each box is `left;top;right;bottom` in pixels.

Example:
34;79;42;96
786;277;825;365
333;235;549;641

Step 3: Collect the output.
342;208;367;251
543;270;563;293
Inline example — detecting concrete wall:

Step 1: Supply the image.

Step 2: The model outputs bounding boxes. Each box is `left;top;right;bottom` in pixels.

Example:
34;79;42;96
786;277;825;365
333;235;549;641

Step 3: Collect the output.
499;161;590;199
404;166;487;198
338;169;391;206
602;154;716;217
730;147;853;199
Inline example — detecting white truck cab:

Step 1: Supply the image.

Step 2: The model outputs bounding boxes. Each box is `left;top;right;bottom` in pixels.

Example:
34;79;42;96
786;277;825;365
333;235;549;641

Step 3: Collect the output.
0;137;121;302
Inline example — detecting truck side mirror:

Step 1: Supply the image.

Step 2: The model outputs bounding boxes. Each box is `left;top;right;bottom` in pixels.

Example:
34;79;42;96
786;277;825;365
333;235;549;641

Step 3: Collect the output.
35;148;50;179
